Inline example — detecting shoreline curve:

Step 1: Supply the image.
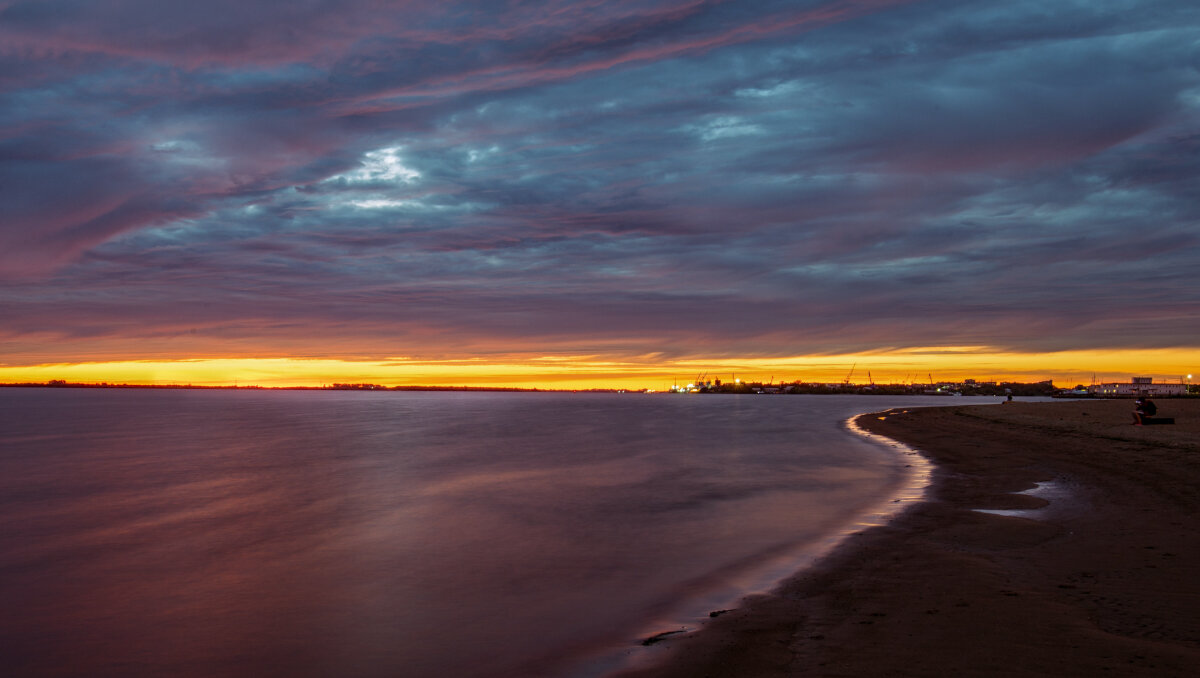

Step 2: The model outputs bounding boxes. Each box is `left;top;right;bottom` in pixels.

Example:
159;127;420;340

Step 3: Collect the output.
595;407;941;677
590;408;945;676
610;400;1200;677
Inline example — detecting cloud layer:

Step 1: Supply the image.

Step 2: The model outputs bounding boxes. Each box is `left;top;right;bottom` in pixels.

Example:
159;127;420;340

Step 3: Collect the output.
2;0;1198;366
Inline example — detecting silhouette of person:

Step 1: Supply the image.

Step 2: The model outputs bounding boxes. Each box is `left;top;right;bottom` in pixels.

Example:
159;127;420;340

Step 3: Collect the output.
1133;397;1156;425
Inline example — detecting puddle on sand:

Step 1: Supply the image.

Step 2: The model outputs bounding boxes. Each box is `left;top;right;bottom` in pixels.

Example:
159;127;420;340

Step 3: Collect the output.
973;481;1069;519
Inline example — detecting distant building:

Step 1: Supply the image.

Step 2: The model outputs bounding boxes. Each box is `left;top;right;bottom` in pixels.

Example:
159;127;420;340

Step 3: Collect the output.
1089;377;1186;397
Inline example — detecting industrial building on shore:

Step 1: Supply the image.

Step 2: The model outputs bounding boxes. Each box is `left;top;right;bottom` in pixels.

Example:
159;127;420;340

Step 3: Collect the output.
1089;376;1188;397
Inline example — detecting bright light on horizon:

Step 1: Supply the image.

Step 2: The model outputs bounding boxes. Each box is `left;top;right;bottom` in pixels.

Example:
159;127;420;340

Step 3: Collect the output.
0;347;1194;390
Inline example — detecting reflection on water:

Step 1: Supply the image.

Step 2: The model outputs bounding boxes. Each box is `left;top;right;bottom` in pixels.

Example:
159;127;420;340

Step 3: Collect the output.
0;389;979;677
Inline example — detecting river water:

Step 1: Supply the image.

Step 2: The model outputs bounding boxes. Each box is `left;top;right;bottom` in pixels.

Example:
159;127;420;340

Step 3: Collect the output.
0;388;999;677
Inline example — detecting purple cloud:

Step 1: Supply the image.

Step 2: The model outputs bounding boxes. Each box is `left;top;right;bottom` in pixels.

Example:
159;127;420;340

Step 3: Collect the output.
1;0;1198;365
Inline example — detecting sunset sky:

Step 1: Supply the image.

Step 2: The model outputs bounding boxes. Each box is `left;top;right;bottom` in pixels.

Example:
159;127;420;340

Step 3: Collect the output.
2;0;1197;389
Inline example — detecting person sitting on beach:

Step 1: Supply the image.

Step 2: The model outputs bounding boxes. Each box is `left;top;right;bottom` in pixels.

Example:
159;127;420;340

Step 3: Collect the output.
1133;397;1157;426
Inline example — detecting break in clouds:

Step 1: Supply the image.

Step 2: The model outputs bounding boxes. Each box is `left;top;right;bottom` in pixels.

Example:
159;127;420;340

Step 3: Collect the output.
1;0;1198;363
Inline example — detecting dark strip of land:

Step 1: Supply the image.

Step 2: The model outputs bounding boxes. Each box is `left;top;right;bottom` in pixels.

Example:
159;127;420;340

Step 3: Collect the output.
614;400;1200;677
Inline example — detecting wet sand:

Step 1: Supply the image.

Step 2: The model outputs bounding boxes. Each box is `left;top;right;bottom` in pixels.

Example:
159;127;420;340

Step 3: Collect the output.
614;399;1200;677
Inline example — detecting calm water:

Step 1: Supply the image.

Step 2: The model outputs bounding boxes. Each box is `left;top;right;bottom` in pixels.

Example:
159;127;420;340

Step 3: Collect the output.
0;389;990;677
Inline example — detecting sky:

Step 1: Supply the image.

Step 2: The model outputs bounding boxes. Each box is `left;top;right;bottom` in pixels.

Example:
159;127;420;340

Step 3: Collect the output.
1;0;1198;389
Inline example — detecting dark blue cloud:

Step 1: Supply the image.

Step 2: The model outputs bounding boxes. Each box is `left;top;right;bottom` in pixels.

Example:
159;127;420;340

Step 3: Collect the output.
1;0;1198;363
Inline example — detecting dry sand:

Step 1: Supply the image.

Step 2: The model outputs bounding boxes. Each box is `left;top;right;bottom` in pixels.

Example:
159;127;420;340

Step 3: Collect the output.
613;399;1200;677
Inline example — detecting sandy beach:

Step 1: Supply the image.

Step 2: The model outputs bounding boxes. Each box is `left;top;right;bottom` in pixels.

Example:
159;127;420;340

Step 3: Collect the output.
614;399;1200;677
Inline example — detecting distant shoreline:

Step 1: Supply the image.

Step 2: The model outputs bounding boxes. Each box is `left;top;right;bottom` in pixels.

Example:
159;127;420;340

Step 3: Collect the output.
0;382;558;392
2;381;1158;397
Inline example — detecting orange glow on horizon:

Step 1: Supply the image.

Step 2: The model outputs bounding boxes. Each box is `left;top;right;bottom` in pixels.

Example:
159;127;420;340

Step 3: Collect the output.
0;347;1196;390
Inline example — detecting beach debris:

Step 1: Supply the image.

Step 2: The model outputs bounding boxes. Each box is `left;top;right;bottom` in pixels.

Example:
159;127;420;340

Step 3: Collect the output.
708;609;731;618
641;629;688;646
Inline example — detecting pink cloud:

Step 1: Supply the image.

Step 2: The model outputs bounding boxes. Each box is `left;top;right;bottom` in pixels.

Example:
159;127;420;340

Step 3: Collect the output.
337;0;920;114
